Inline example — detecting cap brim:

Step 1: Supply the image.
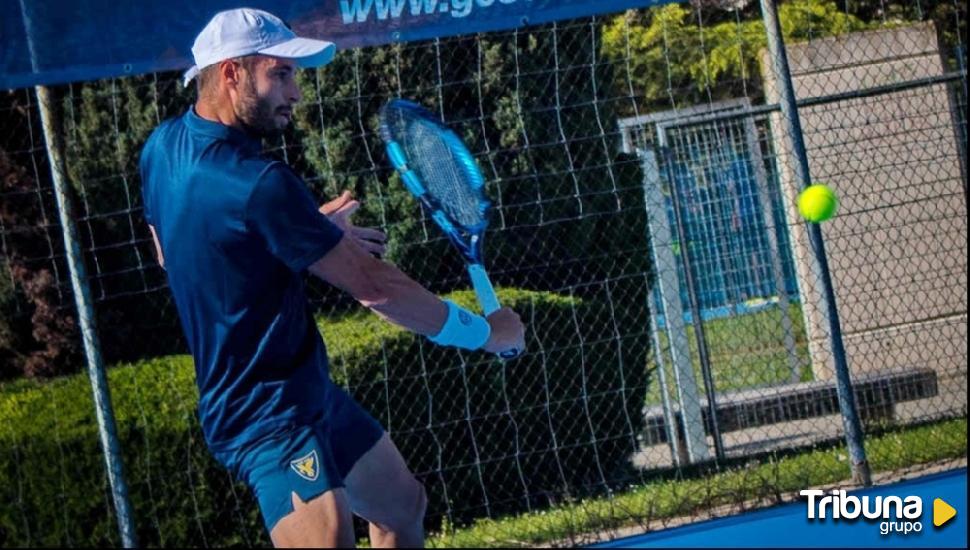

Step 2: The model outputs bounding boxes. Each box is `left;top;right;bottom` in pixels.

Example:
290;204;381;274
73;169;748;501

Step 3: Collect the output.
183;65;200;87
258;37;337;69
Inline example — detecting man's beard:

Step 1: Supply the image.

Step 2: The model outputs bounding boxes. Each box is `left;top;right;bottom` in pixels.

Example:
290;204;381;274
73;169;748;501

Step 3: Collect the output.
235;78;285;138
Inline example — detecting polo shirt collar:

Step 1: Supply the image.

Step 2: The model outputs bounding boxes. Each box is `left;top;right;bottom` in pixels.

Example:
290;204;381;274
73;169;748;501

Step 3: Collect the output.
184;106;262;154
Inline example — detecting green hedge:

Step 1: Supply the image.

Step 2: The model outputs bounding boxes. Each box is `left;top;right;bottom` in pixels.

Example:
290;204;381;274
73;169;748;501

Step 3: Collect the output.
0;287;652;546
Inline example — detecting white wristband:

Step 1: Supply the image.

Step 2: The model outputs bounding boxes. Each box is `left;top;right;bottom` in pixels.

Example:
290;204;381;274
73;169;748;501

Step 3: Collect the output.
429;300;491;350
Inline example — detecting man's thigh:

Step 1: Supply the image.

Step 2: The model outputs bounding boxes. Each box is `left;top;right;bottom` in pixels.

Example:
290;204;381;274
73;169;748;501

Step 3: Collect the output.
343;432;427;530
212;422;357;547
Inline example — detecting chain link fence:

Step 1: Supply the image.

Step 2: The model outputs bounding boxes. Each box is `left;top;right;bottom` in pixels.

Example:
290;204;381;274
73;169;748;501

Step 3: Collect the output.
1;0;966;547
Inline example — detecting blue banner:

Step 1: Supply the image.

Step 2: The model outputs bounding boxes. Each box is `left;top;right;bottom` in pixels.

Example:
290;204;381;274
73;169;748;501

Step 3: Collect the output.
1;0;676;90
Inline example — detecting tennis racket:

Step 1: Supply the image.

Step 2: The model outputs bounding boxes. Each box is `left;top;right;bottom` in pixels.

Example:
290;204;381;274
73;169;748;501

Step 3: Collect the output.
379;98;520;360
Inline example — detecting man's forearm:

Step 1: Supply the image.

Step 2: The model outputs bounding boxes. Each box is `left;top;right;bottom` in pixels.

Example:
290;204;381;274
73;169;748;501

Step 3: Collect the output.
311;235;519;355
362;261;448;337
307;236;448;336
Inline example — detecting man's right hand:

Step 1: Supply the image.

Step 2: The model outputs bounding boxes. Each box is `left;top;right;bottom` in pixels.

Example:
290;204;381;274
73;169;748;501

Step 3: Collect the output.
483;307;526;356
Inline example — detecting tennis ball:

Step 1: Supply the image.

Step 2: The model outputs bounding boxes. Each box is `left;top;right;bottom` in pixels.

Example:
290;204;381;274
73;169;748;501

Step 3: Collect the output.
798;184;838;223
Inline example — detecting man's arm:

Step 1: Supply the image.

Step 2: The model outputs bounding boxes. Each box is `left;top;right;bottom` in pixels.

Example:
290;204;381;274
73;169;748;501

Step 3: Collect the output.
244;166;523;353
149;224;165;269
308;235;524;354
310;235;445;335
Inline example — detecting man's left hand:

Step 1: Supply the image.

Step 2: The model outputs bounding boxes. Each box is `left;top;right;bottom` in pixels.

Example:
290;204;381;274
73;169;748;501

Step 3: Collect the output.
320;190;387;257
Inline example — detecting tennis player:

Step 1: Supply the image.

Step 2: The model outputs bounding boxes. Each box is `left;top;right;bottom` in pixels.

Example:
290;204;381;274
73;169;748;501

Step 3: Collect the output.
139;8;525;548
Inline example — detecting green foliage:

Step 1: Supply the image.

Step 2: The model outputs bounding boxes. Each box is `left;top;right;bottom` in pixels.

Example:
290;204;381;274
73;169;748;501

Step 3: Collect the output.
328;285;654;523
600;0;869;108
0;147;82;379
58;77;195;368
291;26;653;296
292;45;421;273
0;355;246;547
0;257;28;380
838;0;967;61
4;0;961;380
65;77;191;214
0;287;653;546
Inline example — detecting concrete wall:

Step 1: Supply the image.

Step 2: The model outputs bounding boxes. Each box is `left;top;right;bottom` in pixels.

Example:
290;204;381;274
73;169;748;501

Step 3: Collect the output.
762;22;968;380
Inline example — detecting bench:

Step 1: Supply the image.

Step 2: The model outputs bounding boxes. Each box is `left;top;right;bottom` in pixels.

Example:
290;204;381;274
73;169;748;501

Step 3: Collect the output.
641;366;939;448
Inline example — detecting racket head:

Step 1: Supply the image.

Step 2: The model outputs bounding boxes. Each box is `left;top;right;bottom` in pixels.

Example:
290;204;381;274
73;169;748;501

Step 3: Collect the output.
378;99;491;240
380;99;519;359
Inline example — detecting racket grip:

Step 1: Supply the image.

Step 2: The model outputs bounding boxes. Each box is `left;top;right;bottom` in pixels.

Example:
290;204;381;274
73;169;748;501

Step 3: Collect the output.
468;263;501;315
467;264;522;360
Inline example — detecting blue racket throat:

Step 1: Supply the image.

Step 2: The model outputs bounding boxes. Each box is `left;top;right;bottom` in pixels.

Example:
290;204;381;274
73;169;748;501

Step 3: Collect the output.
379;98;521;360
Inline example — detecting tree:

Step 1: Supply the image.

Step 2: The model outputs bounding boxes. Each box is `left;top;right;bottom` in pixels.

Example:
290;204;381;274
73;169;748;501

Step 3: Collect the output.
0;145;81;378
600;0;868;111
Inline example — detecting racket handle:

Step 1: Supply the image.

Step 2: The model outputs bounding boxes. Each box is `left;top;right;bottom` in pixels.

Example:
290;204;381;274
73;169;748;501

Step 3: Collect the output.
468;263;501;315
467;263;521;360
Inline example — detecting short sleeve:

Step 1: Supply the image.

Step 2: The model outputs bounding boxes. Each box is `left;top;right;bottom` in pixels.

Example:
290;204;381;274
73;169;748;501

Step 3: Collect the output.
246;163;344;272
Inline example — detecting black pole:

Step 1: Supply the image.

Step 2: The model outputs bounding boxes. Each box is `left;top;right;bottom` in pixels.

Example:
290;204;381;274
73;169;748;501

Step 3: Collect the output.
760;0;871;486
660;146;726;462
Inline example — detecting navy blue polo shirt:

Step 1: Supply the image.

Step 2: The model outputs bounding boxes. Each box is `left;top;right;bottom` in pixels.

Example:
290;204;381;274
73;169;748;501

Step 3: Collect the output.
139;107;344;452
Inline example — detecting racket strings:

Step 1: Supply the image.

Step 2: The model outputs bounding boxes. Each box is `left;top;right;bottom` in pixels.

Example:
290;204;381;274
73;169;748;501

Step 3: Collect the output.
389;111;485;228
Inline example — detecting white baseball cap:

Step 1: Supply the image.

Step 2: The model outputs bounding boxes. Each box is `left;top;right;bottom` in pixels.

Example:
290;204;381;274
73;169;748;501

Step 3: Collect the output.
183;8;336;87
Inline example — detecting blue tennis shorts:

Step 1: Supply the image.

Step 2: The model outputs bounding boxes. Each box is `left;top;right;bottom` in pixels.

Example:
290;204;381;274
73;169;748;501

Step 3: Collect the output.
213;383;384;532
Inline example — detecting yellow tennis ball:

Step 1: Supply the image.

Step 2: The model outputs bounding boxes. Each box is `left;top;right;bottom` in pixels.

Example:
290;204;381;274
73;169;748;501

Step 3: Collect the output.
798;184;838;223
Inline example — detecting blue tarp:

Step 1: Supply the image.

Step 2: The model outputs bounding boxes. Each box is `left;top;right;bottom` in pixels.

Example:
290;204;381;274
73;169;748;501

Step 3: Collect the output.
2;0;676;90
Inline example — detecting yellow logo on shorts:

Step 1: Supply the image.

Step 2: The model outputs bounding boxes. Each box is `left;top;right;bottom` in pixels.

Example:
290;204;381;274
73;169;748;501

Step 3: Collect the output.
290;450;319;482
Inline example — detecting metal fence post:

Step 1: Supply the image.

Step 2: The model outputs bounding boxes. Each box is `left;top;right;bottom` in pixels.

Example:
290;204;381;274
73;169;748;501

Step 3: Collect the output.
640;148;712;463
653;137;726;462
35;85;139;547
759;0;872;486
20;0;138;540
